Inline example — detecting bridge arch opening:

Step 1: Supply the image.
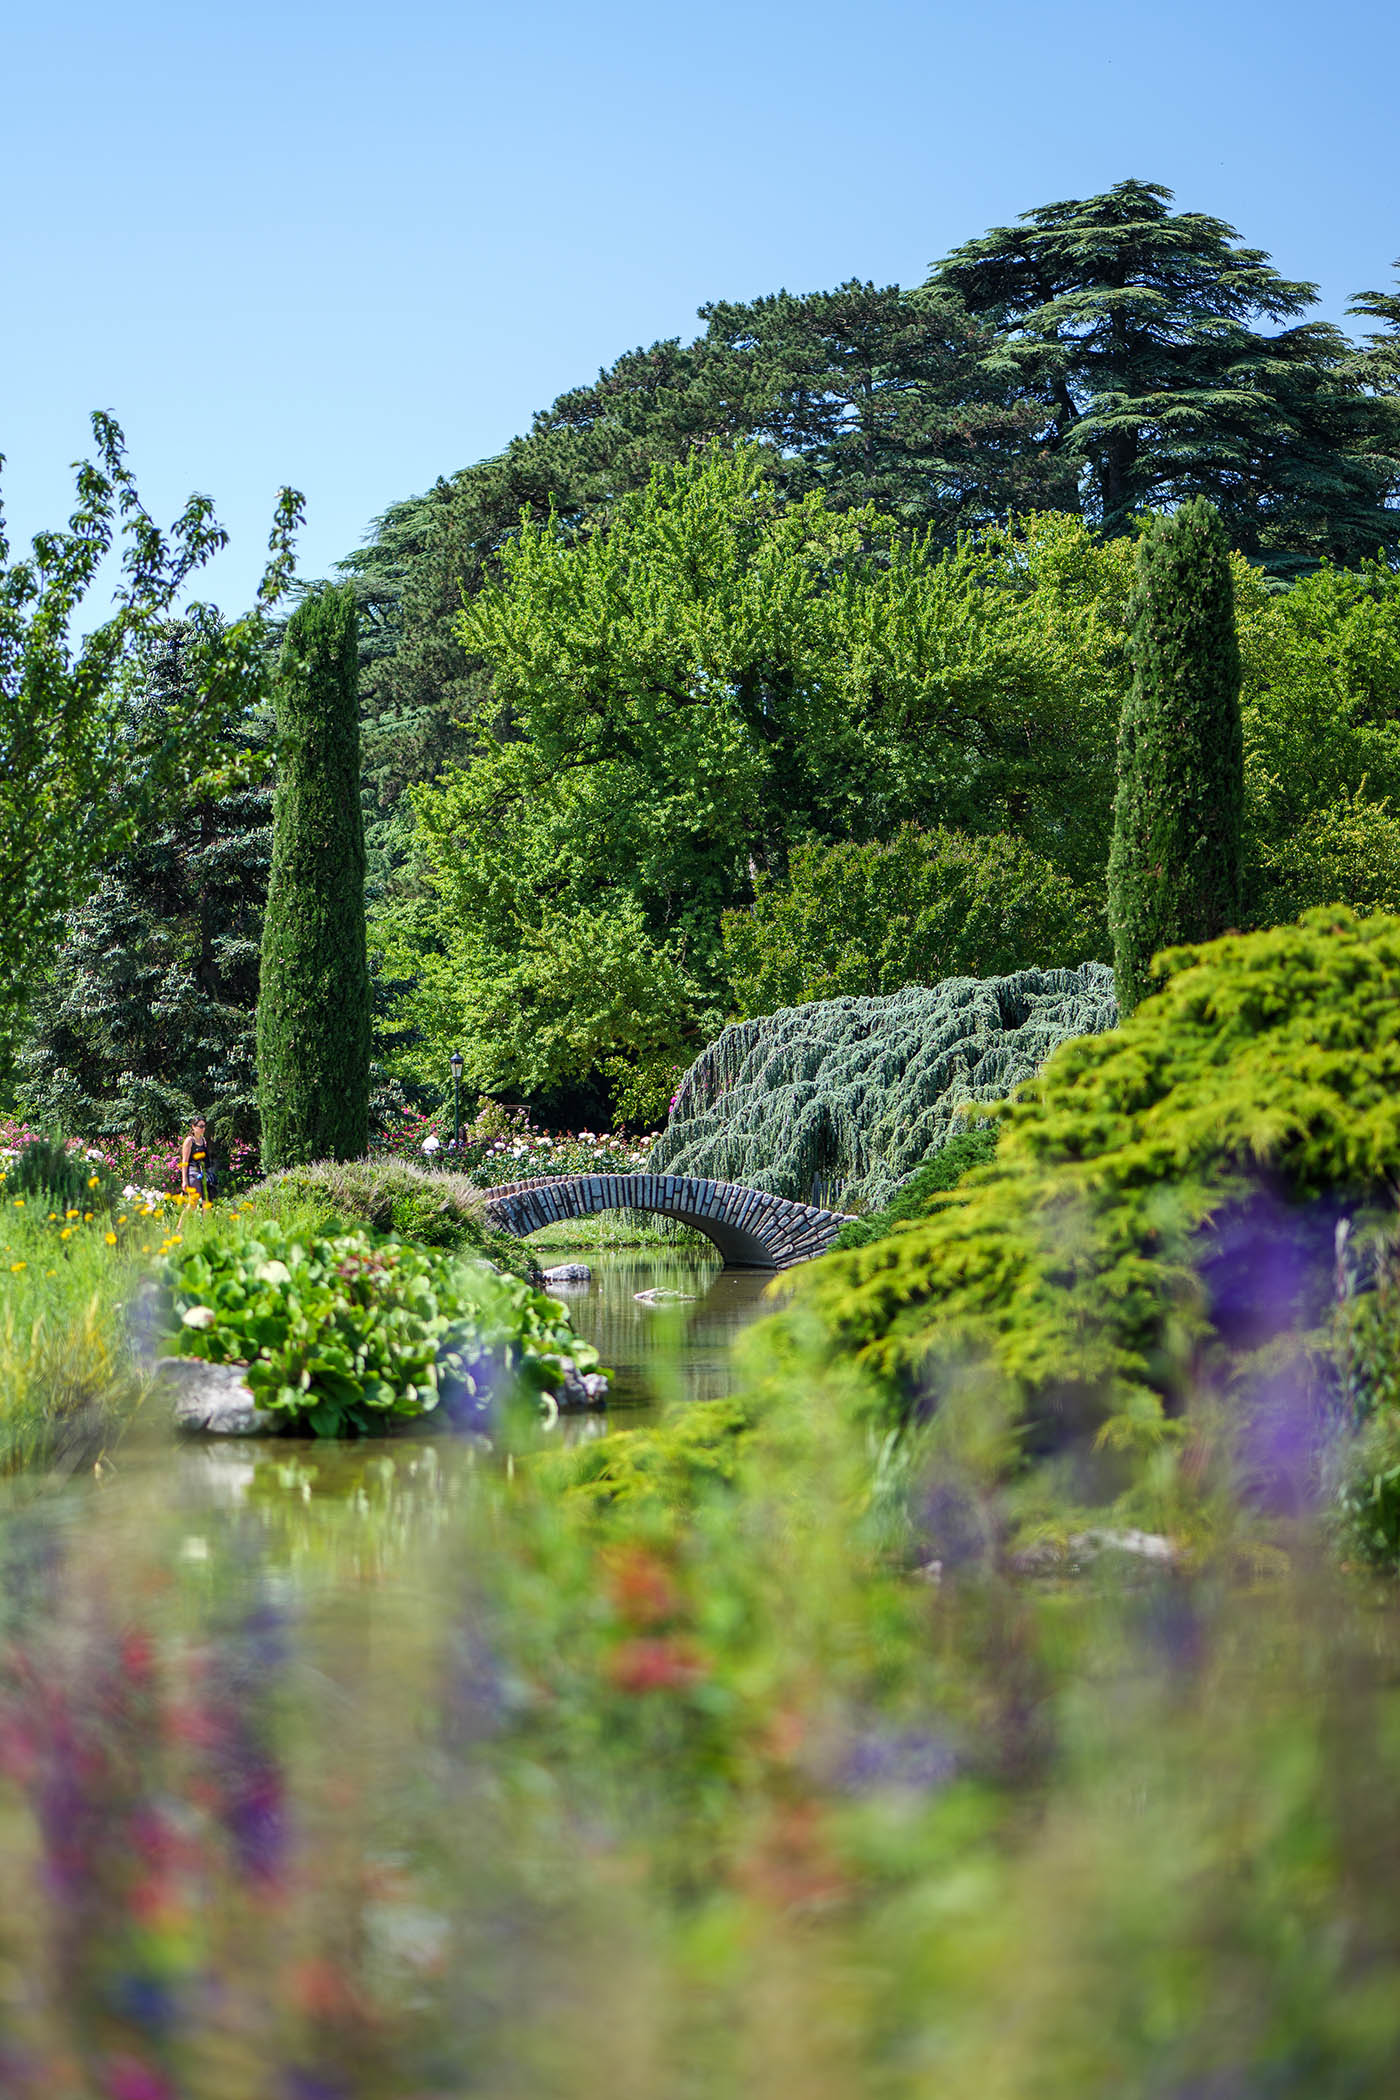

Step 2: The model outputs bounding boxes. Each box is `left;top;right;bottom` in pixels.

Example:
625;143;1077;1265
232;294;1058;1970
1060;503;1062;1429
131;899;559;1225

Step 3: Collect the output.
482;1173;848;1272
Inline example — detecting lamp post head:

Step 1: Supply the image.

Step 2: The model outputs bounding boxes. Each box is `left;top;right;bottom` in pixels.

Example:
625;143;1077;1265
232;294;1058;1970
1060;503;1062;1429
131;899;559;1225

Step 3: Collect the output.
450;1051;464;1079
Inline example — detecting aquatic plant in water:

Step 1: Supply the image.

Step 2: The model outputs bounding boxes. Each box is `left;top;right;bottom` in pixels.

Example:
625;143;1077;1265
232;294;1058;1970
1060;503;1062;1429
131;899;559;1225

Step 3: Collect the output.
650;965;1117;1208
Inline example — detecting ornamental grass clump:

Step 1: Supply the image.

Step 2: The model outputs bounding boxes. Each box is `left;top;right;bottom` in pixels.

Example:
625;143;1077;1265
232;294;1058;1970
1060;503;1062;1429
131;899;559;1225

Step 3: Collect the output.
160;1218;600;1437
788;909;1400;1487
651;965;1116;1209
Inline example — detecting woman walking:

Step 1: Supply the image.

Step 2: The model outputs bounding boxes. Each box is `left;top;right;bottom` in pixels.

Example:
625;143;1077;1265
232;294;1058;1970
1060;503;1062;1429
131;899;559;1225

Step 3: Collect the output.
180;1116;216;1205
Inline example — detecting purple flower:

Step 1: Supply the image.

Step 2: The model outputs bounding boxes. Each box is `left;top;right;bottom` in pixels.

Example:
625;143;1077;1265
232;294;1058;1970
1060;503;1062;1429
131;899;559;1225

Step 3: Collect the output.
838;1724;957;1795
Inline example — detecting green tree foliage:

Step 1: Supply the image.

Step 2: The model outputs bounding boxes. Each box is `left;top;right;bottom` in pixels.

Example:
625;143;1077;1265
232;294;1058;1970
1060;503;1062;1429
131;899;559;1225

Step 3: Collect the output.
1109;501;1244;1012
394;458;1130;1107
18;626;271;1148
1346;260;1400;423
724;825;1100;1015
392;453;1399;1109
650;964;1116;1209
0;414;300;1019
932;179;1400;569
1251;792;1400;927
790;909;1400;1453
1239;555;1400;861
257;585;371;1170
338;277;1066;812
344;189;1398;811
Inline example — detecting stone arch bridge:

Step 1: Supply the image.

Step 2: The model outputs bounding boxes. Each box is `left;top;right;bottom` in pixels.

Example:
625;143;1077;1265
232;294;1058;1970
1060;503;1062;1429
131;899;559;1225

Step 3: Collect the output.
483;1173;849;1270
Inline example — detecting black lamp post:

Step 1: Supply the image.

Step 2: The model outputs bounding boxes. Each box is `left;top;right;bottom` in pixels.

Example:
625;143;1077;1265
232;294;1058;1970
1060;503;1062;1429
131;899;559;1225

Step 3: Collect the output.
450;1050;463;1152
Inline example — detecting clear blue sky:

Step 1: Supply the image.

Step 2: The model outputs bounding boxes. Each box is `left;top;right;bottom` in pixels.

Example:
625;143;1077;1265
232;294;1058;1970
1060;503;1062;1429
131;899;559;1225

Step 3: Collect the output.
3;0;1395;611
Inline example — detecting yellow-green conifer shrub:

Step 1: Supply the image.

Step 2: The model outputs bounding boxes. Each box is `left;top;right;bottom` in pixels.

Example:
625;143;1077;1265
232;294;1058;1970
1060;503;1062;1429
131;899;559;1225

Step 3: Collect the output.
790;908;1400;1444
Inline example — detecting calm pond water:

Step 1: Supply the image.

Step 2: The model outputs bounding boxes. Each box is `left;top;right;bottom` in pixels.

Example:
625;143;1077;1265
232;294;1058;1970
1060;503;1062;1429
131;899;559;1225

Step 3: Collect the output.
533;1243;781;1415
0;1249;782;2090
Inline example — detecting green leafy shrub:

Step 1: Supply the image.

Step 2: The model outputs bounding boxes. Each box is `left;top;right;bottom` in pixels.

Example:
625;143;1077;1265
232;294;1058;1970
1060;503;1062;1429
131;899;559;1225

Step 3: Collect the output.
651;964;1115;1209
791;909;1400;1460
253;1155;534;1276
160;1218;599;1436
723;826;1101;1015
831;1126;999;1249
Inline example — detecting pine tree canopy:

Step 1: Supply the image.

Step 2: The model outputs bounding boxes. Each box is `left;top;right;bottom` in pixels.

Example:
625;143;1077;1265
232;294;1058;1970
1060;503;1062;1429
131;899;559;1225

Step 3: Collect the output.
930;179;1399;568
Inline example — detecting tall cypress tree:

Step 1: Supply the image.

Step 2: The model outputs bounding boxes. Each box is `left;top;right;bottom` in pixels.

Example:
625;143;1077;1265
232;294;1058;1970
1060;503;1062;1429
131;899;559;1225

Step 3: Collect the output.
1108;500;1243;1013
257;583;370;1168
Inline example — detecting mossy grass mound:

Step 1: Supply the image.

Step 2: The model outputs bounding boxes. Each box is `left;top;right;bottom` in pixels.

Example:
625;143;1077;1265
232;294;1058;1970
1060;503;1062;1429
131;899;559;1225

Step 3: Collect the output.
792;908;1400;1434
253;1156;536;1279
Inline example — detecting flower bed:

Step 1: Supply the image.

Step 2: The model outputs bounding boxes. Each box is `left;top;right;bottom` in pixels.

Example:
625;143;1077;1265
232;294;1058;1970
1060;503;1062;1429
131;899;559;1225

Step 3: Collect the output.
0;1120;259;1195
371;1105;661;1188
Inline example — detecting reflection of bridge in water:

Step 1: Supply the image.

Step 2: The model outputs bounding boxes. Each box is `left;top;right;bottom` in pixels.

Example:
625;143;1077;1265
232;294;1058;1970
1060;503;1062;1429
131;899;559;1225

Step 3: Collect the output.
483;1173;850;1270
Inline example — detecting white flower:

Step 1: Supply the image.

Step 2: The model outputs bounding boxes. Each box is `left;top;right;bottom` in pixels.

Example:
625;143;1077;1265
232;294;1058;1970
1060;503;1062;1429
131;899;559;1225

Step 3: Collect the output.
181;1305;216;1329
122;1184;139;1200
255;1259;291;1285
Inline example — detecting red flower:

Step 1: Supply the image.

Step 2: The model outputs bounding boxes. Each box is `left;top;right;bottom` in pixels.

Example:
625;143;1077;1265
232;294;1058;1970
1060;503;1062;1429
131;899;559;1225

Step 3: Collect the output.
607;1636;707;1694
604;1546;684;1629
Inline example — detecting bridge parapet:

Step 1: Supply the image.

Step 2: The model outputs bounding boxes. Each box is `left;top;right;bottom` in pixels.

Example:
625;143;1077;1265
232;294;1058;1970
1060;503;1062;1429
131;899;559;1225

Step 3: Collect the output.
482;1173;849;1270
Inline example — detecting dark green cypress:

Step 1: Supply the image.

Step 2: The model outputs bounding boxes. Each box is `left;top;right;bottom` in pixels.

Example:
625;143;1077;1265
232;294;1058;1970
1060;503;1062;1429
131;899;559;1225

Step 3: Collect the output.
1108;499;1244;1014
257;584;371;1168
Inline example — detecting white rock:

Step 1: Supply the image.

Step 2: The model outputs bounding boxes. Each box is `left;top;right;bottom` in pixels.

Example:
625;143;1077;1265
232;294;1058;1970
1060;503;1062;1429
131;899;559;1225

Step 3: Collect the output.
542;1263;591;1283
156;1358;278;1437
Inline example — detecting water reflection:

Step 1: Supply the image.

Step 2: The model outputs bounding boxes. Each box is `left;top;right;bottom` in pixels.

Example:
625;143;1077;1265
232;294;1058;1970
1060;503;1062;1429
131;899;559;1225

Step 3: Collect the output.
535;1247;779;1414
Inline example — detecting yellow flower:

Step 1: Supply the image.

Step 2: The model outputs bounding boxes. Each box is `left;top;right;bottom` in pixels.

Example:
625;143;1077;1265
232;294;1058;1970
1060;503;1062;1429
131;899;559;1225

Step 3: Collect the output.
9;1261;25;1273
87;1175;99;1189
48;1213;58;1221
104;1232;117;1246
65;1209;79;1220
117;1214;127;1224
11;1199;23;1208
59;1229;73;1241
83;1212;93;1222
